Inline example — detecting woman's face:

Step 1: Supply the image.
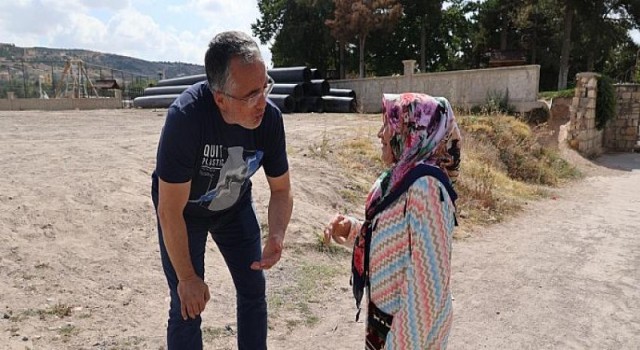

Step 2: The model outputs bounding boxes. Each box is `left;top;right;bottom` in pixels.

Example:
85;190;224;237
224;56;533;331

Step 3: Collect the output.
378;115;396;166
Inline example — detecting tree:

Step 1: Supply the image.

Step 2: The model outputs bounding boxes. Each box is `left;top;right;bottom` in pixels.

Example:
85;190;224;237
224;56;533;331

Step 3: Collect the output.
556;0;640;89
252;0;335;72
325;0;357;78
366;0;475;75
327;0;403;78
557;0;575;90
400;0;444;70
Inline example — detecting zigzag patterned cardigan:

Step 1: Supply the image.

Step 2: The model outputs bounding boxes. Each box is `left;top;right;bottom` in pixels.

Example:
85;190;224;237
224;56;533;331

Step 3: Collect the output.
352;164;457;349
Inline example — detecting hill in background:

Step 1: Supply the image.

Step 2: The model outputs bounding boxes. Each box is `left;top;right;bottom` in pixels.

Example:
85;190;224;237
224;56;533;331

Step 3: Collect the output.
0;43;204;79
0;43;205;98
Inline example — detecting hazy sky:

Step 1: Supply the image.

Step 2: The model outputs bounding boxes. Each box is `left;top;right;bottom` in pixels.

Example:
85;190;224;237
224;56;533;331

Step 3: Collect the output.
2;1;638;68
0;0;272;66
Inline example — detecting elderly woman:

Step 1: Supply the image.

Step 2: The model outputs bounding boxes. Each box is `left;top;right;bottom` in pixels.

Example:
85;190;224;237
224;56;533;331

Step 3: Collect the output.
324;93;459;349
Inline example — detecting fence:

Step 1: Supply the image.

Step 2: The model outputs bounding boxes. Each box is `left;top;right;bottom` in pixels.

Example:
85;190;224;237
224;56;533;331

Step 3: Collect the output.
0;60;154;99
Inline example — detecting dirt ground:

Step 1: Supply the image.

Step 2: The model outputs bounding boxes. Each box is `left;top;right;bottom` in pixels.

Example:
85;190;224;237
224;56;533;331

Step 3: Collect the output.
0;109;638;350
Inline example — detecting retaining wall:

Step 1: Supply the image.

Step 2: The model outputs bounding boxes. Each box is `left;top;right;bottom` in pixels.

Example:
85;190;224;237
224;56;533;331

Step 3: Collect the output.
0;97;123;111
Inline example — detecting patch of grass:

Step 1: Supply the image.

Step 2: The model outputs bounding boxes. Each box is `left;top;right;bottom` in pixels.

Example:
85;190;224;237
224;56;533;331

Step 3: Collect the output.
202;326;234;342
45;303;72;318
297;264;341;299
335;135;383;205
539;89;575;99
307;132;331;159
458;114;579;186
58;323;78;337
313;233;352;256
268;261;343;328
453;112;581;226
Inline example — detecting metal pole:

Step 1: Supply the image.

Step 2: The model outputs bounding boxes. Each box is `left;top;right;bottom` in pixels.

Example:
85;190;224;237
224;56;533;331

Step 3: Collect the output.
21;60;27;98
51;64;55;97
121;71;126;98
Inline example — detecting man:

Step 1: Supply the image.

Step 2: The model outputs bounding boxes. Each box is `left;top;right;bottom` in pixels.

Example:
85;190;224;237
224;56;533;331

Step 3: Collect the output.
151;31;293;350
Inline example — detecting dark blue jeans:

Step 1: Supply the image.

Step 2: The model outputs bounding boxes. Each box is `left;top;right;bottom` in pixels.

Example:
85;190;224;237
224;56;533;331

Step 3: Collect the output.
155;200;267;350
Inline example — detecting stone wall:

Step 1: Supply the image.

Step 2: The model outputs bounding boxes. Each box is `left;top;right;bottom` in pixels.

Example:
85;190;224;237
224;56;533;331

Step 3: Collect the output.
567;73;603;157
605;84;640;151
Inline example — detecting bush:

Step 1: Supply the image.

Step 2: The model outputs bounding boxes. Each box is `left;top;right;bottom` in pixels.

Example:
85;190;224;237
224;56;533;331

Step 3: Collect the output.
470;89;515;115
538;88;575;99
596;75;616;130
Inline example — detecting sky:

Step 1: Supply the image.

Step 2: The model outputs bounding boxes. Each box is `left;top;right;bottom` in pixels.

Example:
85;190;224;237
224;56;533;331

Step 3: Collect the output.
2;0;639;69
0;0;272;67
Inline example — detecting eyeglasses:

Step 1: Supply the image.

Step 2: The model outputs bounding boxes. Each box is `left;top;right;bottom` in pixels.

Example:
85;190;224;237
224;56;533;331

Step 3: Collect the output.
217;76;274;106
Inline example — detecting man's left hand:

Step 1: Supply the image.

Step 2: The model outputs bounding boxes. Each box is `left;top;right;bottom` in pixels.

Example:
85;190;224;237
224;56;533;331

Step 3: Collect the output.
250;235;283;270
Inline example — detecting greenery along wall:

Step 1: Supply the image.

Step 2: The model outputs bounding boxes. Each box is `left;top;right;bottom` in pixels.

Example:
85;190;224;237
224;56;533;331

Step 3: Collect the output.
253;0;640;91
596;75;616;130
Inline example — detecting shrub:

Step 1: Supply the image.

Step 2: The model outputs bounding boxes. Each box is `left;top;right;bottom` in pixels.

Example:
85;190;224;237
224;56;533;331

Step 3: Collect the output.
596;75;616;130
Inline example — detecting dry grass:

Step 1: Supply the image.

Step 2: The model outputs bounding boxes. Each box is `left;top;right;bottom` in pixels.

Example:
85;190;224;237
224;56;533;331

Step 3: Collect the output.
322;112;581;230
262;111;582;330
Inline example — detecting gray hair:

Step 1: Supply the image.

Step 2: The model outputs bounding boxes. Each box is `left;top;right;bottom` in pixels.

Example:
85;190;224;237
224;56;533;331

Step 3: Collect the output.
205;31;263;92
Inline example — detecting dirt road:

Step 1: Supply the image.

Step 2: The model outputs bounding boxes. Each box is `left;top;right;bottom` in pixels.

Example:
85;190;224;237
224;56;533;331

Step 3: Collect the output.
0;110;638;349
449;153;640;349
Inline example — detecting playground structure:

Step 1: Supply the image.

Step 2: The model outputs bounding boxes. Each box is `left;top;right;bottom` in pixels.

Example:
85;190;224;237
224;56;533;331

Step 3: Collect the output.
55;59;100;98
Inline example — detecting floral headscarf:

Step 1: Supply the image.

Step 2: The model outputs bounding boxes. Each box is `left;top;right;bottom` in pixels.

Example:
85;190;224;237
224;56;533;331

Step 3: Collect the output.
365;93;457;211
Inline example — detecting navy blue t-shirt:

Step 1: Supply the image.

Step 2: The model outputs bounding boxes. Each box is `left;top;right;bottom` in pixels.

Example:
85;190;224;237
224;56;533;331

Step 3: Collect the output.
151;81;288;217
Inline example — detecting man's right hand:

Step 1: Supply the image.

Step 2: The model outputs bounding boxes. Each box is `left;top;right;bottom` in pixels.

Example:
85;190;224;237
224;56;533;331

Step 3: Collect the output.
177;276;211;320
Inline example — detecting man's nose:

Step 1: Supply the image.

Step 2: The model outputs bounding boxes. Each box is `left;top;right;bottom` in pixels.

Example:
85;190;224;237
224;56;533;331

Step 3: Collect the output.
255;92;268;109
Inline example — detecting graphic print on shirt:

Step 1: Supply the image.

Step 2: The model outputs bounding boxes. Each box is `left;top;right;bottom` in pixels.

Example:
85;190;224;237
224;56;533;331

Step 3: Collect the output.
190;145;263;211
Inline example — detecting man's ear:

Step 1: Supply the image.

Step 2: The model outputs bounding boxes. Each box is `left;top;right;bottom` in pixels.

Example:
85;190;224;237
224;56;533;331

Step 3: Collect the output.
213;90;226;108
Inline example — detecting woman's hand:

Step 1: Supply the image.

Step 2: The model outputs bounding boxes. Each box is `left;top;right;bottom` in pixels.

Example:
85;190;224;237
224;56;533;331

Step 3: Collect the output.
323;214;358;246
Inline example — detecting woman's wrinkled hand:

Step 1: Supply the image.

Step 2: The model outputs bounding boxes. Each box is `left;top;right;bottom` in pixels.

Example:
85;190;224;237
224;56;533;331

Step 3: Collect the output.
323;214;354;246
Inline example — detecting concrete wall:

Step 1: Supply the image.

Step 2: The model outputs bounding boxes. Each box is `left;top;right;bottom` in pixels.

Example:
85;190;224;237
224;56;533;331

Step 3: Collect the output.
605;84;640;151
0;97;123;111
329;64;541;113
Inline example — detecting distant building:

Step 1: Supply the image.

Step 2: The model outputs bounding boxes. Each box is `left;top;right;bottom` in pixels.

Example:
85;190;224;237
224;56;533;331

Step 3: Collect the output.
94;79;120;90
487;50;527;68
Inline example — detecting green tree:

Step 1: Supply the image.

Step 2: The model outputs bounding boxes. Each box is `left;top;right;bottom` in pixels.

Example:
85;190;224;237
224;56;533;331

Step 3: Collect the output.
402;0;444;70
556;0;640;89
327;0;403;78
366;0;475;75
252;0;335;72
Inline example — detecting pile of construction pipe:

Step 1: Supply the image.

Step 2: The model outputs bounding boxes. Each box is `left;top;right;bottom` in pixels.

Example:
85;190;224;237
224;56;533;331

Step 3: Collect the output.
133;67;357;114
267;66;357;114
133;74;205;109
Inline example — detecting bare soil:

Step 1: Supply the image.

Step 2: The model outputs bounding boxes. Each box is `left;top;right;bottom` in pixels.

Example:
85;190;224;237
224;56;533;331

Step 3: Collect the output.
0;109;638;349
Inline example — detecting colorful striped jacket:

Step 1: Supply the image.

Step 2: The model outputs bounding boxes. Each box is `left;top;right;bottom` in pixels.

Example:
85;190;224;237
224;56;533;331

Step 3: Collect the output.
367;175;456;349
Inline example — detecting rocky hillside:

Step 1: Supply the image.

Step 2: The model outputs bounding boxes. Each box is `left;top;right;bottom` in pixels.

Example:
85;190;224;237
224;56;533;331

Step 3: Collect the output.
0;43;204;80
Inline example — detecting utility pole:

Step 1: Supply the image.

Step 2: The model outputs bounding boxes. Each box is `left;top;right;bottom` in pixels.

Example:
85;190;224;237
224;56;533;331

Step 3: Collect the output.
51;64;56;97
21;59;27;98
